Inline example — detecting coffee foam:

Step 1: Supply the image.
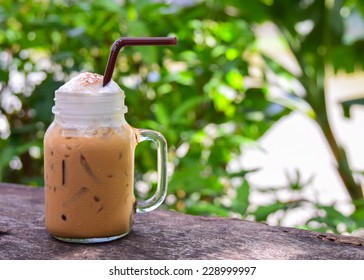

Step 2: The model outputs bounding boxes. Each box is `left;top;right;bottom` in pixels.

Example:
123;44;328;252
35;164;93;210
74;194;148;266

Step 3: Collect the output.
53;72;127;129
56;72;122;94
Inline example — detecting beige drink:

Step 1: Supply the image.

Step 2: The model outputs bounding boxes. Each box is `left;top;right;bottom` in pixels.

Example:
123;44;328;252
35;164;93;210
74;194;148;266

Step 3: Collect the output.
44;124;137;239
44;72;168;243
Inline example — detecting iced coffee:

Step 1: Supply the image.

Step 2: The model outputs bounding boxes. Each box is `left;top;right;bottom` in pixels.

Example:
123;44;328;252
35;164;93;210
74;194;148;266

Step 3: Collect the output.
44;73;137;242
44;37;175;243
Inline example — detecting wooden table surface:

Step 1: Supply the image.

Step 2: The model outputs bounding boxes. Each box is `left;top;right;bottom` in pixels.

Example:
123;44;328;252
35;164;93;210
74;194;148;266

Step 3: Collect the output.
1;183;364;260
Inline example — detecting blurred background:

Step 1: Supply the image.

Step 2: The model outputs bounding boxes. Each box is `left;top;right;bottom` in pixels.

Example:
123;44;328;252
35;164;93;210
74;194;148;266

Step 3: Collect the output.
1;0;364;236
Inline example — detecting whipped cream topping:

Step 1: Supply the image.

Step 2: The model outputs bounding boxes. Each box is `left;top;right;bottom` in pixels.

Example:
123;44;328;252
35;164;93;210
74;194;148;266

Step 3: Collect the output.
56;72;123;94
53;72;127;129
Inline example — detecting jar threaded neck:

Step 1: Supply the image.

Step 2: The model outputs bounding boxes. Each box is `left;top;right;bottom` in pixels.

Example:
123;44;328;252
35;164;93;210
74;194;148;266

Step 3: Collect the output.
53;91;127;129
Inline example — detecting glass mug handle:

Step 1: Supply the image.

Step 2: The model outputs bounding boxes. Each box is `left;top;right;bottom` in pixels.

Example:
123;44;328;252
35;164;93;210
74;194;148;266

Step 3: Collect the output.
135;129;168;213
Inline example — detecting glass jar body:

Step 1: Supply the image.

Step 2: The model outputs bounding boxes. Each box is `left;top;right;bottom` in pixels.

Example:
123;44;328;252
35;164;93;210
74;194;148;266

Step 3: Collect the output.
44;121;138;243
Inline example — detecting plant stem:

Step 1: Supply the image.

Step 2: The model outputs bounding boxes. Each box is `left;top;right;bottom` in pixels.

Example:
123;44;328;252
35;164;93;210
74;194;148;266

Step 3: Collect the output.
314;104;363;201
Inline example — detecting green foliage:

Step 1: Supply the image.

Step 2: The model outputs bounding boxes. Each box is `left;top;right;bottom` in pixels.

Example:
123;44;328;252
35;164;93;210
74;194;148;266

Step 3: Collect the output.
234;0;364;233
0;0;287;218
1;0;364;235
301;200;364;234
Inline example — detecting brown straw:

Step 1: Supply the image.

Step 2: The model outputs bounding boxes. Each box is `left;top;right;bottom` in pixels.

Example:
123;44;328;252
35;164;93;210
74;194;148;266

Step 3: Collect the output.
103;37;177;86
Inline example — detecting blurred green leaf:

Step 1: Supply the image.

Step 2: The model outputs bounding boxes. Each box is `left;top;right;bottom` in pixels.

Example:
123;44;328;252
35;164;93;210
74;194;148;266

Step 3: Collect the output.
340;96;364;118
226;68;244;90
231;180;250;214
187;201;230;217
254;202;288;222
